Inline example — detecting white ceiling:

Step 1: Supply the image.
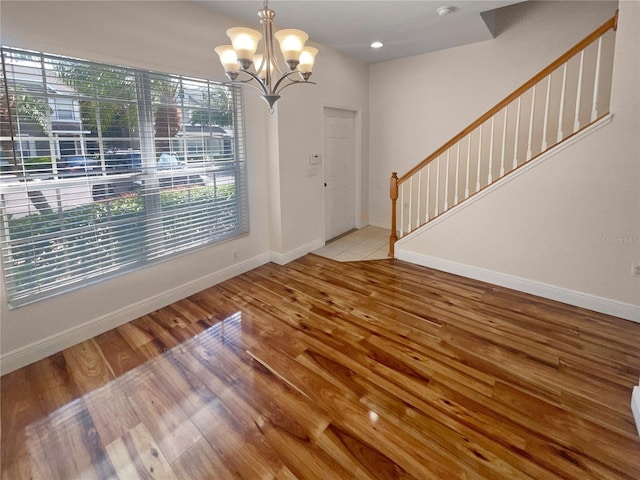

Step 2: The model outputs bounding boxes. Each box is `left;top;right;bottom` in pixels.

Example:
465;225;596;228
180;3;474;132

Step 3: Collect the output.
199;1;526;64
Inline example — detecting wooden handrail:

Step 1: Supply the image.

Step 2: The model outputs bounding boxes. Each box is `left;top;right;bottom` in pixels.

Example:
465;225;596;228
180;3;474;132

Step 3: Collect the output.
397;13;617;184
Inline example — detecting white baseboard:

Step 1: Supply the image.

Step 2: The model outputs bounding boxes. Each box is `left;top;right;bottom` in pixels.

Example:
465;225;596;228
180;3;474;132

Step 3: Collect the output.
396;250;640;323
0;252;271;375
270;238;324;265
632;386;640;437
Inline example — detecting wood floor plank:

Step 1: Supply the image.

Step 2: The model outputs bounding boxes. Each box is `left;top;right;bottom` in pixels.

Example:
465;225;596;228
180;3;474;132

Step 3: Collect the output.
491;381;640;479
166;298;214;323
62;339;116;394
313;424;418;480
27;400;117;480
26;352;83;415
124;363;203;464
0;366;46;480
93;328;146;378
82;378;141;446
105;422;177;480
171;437;238;480
298;335;582;480
184;339;331;442
190;392;285;479
2;255;640;479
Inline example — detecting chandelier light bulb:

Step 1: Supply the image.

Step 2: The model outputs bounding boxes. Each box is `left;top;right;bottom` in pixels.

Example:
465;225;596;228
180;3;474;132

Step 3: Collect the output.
275;29;309;69
298;46;318;79
214;1;318;111
226;27;262;68
215;45;240;79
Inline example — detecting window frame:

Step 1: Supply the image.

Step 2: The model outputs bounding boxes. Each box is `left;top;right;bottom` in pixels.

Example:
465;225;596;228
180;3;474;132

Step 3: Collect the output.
0;47;249;307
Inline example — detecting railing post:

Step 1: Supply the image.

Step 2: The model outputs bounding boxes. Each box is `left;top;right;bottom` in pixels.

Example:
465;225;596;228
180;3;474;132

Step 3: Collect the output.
389;172;398;257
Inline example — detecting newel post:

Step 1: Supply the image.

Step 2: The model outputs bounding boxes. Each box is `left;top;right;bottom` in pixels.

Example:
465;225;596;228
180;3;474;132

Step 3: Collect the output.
389;172;398;257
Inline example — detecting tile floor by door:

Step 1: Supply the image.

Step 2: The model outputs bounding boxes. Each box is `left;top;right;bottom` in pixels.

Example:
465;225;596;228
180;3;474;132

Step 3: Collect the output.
312;225;389;262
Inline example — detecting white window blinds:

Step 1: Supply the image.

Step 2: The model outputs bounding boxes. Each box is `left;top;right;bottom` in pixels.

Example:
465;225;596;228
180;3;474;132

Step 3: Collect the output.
0;47;248;307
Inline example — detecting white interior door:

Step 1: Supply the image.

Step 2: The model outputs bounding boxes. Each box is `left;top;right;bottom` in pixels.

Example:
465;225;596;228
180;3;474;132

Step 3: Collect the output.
324;108;356;241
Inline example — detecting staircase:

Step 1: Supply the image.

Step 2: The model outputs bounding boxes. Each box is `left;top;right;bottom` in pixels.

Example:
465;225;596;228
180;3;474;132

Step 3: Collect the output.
388;13;618;257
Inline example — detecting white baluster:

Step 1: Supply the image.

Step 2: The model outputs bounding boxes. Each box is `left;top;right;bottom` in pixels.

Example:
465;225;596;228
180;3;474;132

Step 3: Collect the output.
416;170;421;229
408;177;413;232
399;183;404;236
465;135;471;198
476;124;482;192
425;163;430;222
454;143;460;204
541;75;551;150
444;149;450;211
500;107;508;177
557;63;567;142
574;50;584;132
513;97;521;169
526;85;536;160
591;37;603;122
435;155;440;216
488;116;494;184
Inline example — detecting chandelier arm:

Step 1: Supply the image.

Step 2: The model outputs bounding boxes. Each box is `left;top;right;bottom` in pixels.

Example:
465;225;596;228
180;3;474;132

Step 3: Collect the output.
227;71;270;96
274;79;316;96
233;76;260;85
272;70;309;93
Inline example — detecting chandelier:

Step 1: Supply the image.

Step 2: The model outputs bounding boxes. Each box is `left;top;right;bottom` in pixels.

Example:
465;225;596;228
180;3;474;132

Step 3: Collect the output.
215;1;318;111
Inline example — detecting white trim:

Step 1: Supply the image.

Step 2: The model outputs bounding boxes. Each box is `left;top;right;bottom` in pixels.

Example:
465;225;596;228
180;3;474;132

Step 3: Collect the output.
396;250;640;323
270;238;325;265
632;386;640;437
397;114;613;244
0;252;271;375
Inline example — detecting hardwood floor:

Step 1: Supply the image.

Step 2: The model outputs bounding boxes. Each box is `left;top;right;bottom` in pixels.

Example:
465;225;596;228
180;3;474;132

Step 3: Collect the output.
2;254;640;479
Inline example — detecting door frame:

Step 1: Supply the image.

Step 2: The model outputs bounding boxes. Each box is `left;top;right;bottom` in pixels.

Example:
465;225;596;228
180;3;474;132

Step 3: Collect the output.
321;104;362;243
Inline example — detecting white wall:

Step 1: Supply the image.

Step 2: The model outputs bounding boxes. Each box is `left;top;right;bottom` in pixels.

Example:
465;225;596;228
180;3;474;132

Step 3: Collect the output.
0;1;370;372
369;0;619;227
395;1;640;315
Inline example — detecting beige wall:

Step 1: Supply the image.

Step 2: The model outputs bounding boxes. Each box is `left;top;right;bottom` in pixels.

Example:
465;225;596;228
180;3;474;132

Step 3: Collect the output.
0;1;369;370
395;1;640;311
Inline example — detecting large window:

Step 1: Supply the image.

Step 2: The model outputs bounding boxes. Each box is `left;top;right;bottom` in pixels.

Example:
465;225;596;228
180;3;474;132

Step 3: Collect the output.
0;47;248;307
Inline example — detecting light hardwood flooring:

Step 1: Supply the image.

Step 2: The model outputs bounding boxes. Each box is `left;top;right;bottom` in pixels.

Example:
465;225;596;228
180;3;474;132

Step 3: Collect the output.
2;255;640;479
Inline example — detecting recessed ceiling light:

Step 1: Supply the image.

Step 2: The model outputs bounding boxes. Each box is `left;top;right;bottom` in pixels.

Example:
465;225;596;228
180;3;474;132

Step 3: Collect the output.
370;41;384;49
437;6;455;16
